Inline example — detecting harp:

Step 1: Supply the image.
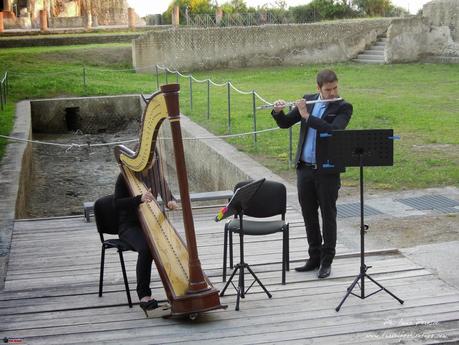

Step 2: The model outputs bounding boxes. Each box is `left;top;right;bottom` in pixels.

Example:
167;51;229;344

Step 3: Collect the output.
114;84;225;316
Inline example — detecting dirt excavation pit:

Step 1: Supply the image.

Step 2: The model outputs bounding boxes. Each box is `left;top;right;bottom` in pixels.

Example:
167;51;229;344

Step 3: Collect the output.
28;127;138;218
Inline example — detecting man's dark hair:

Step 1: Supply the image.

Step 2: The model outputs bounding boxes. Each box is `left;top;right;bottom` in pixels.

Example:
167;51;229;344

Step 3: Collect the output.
316;69;338;87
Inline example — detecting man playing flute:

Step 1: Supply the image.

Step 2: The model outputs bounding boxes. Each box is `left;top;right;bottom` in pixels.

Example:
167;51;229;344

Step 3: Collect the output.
271;69;353;278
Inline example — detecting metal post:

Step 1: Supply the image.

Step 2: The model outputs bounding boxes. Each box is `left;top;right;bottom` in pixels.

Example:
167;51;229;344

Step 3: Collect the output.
155;65;159;90
207;79;210;120
83;65;87;94
175;71;179;84
359;159;365;298
165;69;168;84
288;105;293;168
0;81;3;111
227;82;231;133
1;79;4;109
252;91;257;148
189;76;193;112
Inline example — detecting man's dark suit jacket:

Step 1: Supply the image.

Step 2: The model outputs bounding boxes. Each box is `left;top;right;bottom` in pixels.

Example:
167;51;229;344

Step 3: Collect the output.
271;93;353;174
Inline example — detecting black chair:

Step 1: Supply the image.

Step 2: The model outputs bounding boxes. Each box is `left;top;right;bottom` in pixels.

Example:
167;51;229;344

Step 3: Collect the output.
222;180;290;285
94;194;133;308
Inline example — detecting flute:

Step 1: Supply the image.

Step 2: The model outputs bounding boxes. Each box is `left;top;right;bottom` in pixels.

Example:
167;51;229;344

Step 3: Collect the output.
256;97;342;110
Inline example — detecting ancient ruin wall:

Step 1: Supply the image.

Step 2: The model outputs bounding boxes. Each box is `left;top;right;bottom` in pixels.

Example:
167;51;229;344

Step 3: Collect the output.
133;18;392;72
385;0;459;63
423;0;459;42
90;0;128;26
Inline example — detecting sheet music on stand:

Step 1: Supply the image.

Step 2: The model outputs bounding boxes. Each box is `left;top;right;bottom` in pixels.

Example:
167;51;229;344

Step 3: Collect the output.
215;179;265;222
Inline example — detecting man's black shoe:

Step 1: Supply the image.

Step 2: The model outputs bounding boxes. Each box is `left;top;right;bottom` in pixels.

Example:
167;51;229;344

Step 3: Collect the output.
295;260;320;272
318;264;331;278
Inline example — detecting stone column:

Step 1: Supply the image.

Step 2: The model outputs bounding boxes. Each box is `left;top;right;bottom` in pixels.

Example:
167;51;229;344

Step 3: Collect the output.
4;0;12;12
216;7;223;26
39;9;48;31
128;7;135;30
0;12;3;33
83;0;92;29
172;5;179;27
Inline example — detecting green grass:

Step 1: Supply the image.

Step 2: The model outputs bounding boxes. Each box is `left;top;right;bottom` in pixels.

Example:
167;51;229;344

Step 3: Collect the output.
1;44;458;190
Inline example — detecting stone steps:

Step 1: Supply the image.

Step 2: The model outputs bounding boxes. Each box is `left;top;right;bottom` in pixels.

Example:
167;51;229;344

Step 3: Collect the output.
353;35;386;64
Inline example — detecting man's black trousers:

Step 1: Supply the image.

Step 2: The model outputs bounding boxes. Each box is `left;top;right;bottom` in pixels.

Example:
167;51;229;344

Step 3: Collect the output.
297;165;340;266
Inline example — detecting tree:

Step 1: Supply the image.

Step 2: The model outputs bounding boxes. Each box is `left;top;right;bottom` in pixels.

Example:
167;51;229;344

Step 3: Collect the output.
228;0;248;12
162;0;215;24
290;0;357;23
353;0;391;17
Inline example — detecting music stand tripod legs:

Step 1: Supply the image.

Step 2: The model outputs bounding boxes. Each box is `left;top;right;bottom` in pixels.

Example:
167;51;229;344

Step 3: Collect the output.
220;214;272;311
336;160;404;311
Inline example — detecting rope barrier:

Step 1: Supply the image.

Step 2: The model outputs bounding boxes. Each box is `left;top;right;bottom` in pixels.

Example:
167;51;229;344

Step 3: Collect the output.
228;82;254;95
7;64;273;105
2;64;293;165
0;125;288;150
155;65;269;101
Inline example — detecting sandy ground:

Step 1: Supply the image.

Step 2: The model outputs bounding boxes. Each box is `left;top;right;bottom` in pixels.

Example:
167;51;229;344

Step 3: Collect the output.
278;169;459;249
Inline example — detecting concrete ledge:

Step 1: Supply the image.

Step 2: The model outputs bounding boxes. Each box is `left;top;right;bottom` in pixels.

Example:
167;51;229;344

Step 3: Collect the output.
0;101;31;289
173;115;299;207
31;94;142;133
0;33;141;48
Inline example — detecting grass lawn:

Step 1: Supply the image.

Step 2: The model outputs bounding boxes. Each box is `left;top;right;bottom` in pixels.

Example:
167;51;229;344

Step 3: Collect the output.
0;43;458;190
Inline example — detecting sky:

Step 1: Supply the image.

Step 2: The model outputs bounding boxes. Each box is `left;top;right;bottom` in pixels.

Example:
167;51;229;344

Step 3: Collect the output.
127;0;432;16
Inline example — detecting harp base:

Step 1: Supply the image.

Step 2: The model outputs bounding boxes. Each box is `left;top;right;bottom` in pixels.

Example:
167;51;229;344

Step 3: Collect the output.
169;287;227;317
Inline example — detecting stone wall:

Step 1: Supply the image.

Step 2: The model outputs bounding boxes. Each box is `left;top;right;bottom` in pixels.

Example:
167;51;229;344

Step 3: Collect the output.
386;17;429;63
49;16;85;28
133;18;392;71
423;0;459;42
385;0;459;63
90;0;128;26
0;101;31;288
0;32;143;48
31;95;142;133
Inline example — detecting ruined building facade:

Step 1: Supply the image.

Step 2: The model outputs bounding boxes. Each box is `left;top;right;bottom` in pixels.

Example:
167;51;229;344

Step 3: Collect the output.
1;0;136;29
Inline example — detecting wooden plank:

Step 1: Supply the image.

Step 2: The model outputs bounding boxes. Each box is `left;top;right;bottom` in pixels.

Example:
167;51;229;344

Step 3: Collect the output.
5;306;458;345
2;215;459;345
0;270;452;314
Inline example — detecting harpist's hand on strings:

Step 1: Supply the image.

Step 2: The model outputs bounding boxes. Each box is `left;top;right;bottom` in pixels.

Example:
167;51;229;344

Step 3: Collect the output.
167;200;179;210
141;188;154;203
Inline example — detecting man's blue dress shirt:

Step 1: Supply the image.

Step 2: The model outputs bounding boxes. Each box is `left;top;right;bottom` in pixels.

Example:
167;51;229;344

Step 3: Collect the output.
300;98;327;164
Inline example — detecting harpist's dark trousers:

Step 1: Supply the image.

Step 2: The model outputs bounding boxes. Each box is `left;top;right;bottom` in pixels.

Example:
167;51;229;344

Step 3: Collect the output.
119;223;152;300
297;166;340;266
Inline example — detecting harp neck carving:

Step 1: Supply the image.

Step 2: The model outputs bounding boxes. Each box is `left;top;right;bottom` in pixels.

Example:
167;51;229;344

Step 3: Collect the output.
115;91;168;172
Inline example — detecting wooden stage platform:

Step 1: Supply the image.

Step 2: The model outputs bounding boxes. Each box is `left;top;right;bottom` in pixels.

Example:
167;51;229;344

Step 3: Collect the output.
1;205;458;344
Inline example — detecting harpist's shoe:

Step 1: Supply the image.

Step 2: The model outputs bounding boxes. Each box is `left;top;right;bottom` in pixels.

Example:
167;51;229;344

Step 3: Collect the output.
139;299;159;317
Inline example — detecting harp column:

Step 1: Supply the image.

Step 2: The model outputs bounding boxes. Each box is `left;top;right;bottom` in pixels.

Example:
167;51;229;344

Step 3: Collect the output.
161;84;209;293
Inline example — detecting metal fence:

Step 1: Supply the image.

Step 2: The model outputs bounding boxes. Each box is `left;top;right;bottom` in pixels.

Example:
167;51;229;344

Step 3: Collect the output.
185;12;297;27
0;71;8;111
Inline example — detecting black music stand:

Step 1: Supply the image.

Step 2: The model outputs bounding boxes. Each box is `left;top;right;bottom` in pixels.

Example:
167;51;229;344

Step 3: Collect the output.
217;178;272;311
317;129;404;312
